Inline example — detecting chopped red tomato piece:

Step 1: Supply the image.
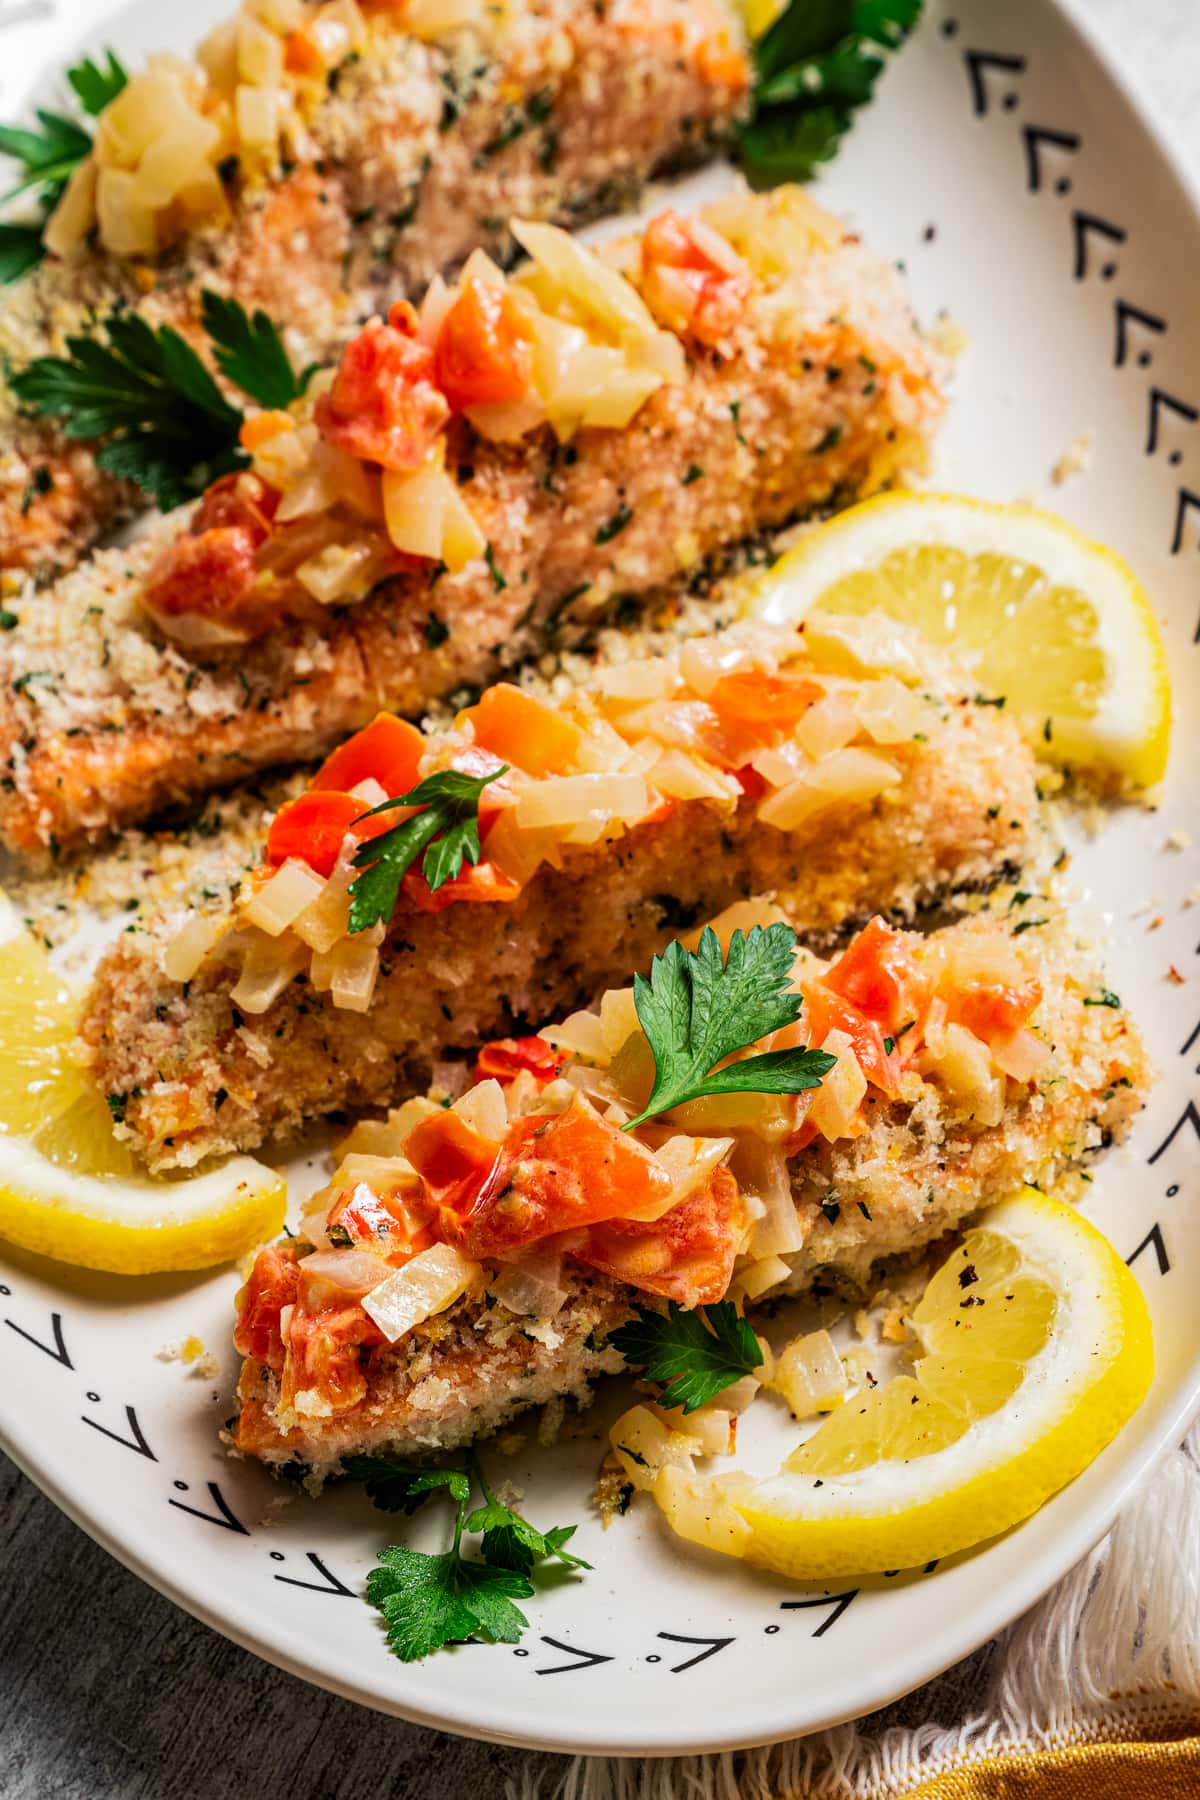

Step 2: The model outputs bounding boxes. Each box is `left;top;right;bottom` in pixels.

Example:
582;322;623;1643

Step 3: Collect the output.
435;276;535;412
142;473;280;628
424;1092;674;1259
475;1035;565;1088
950;977;1043;1042
265;788;395;877
326;1179;433;1264
708;669;823;730
282;1282;387;1416
313;713;425;799
401;859;523;913
823;918;932;1038
579;1165;742;1309
315;301;449;470
459;683;583;778
640;209;752;347
234;1243;300;1371
404;1107;508;1221
802;981;903;1098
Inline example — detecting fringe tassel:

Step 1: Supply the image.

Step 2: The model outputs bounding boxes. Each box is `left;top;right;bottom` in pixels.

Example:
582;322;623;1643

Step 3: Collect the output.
509;1426;1200;1800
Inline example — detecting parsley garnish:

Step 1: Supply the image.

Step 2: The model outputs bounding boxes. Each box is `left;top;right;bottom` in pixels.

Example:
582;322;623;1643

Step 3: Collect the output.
611;1299;763;1413
352;1457;588;1662
622;923;836;1131
0;49;127;281
199;291;309;409
739;1;922;184
1084;989;1121;1009
595;502;632;545
10;293;303;510
347;765;506;933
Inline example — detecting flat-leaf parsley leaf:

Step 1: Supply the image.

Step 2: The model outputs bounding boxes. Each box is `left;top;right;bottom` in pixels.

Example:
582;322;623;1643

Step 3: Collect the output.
611;1299;763;1412
622;923;836;1130
348;765;507;933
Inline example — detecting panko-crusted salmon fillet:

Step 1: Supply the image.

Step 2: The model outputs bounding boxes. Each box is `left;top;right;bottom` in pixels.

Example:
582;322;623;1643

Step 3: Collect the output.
81;614;1038;1171
1;0;749;579
0;190;943;858
229;901;1150;1470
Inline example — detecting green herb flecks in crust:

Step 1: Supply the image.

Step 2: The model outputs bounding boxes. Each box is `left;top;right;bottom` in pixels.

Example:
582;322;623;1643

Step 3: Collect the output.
739;0;923;184
0;50;126;279
611;1299;764;1412
352;1457;588;1662
347;766;508;934
622;923;836;1131
9;293;303;510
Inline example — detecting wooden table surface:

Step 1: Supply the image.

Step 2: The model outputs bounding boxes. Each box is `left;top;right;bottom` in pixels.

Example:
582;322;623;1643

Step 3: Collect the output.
3;3;1198;1796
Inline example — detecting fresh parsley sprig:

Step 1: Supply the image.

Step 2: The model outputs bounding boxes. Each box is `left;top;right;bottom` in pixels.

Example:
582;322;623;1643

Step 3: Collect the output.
0;49;127;280
611;1299;763;1412
348;766;507;934
623;923;836;1131
350;1456;589;1662
9;292;306;510
739;0;923;184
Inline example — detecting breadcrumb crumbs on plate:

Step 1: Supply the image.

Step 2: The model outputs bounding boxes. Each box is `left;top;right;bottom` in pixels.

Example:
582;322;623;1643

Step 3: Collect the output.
1165;829;1192;850
927;310;970;360
157;1335;220;1379
1051;431;1094;486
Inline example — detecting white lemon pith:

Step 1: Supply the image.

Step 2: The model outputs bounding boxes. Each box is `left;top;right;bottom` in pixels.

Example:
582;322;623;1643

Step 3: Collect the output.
751;492;1171;786
0;904;285;1274
655;1190;1153;1577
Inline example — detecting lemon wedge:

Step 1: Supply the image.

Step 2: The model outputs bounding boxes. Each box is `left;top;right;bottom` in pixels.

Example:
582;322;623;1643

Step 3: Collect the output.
656;1189;1152;1577
0;905;285;1274
751;493;1171;785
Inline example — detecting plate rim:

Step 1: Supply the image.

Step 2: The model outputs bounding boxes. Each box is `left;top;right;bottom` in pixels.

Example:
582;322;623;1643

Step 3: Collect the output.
2;0;1200;1757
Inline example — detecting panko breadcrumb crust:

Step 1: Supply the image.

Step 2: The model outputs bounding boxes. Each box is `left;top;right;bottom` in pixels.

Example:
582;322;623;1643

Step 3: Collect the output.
0;0;749;579
81;650;1037;1171
0;209;942;860
233;905;1150;1471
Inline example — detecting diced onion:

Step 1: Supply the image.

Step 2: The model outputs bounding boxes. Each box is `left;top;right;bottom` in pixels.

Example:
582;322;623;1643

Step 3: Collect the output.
656;1403;734;1457
793;690;860;760
164;910;227;983
362;1243;482;1342
923;1022;1006;1126
231;935;307;1014
540;1008;607;1064
648;749;741;804
853;676;929;744
989;1027;1051;1083
757;748;901;830
622;1134;734;1223
310;930;382;1013
736;1254;791;1302
403;0;480;36
480;811;562;886
654;1466;753;1557
599;986;640;1056
296;539;389;606
236;83;280;152
593;660;679;703
681;898;791;954
803;1027;866;1140
43;155;98;257
734;1137;805;1256
513;772;649;841
95;168;158;257
237;13;285;85
293;860;353;953
337;1098;440;1160
248;0;306;30
608;1404;696;1492
381;457;485;572
452;1077;507;1142
241;858;325;936
513;219;668;351
770;1329;848;1418
300;1246;391;1297
489;1248;567;1319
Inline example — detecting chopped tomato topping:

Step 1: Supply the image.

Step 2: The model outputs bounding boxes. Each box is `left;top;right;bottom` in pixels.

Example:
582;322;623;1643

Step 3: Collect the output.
284;23;325;77
265;789;392;877
475;1035;565;1088
142;474;280;628
239;409;294;451
282;1283;386;1416
802;981;903;1098
405;1107;508;1220
579;1165;742;1309
315;302;449;471
823;918;932;1039
401;859;523;912
708;669;823;730
459;683;583;778
949;977;1043;1042
327;1179;433;1263
313;713;425;800
434;276;535;412
234;1243;300;1371
695;28;751;91
640;209;752;347
418;1092;674;1259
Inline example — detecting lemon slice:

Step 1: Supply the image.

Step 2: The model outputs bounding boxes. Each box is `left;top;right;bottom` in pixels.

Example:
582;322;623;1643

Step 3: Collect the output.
656;1189;1152;1577
751;493;1171;785
0;905;285;1274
